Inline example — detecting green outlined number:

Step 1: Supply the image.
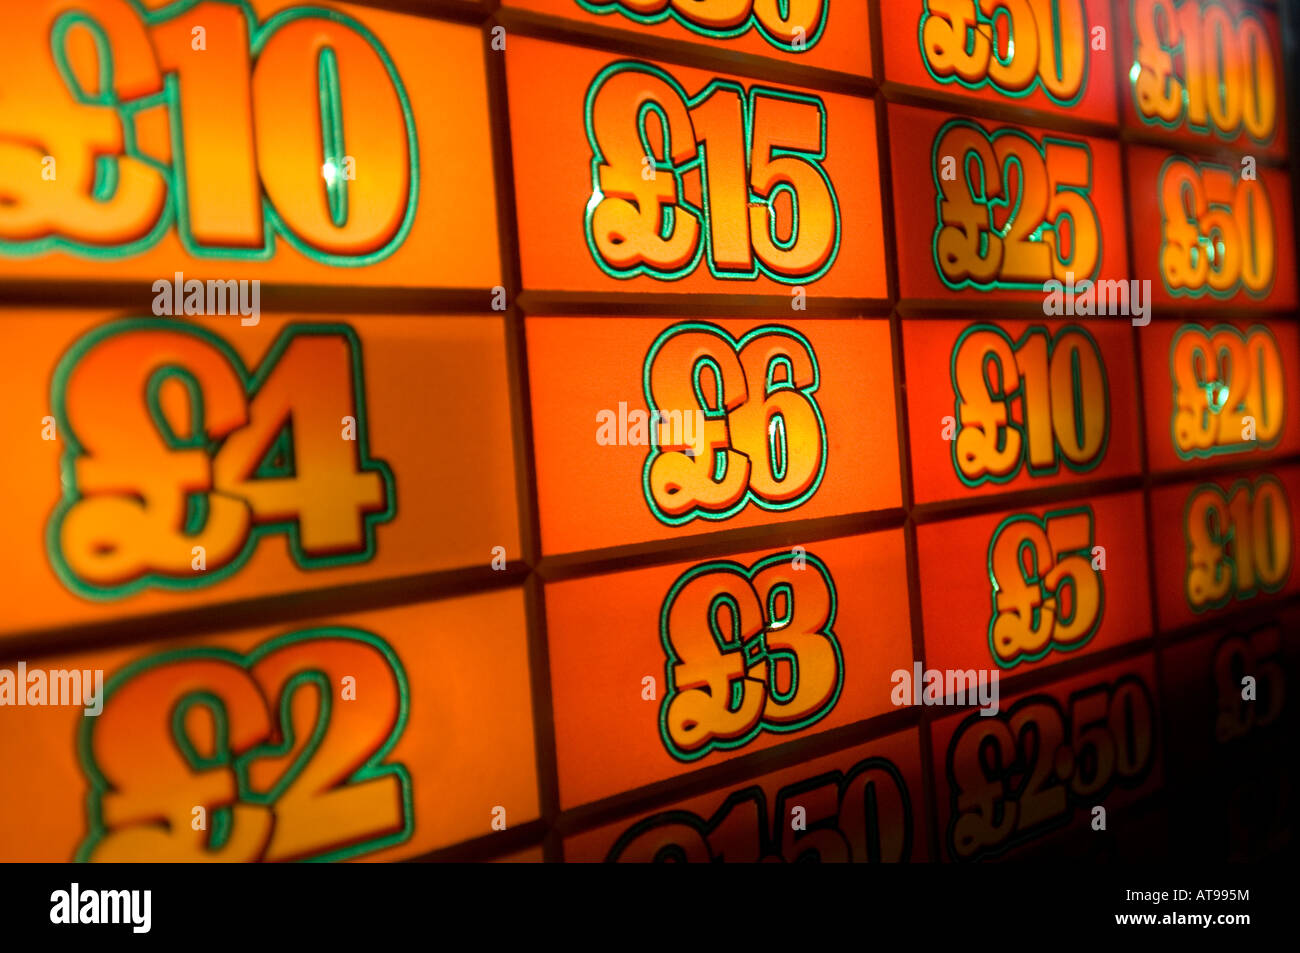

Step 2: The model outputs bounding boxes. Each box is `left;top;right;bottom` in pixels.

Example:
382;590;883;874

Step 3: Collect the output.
642;321;828;526
919;0;1090;107
1170;323;1285;459
931;118;1101;291
576;0;830;53
987;505;1104;668
1158;155;1276;301
78;628;413;862
951;323;1110;486
585;61;841;284
48;319;395;600
0;1;418;266
1184;476;1292;613
659;550;842;762
1132;0;1278;146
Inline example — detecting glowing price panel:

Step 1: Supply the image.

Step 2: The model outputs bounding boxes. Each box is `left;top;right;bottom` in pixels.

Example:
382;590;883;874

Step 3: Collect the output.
0;312;520;638
916;491;1150;677
904;319;1141;505
888;104;1128;302
526;316;900;556
1125;145;1297;309
1150;466;1300;631
564;728;925;862
1119;0;1287;158
1140;320;1300;474
0;1;500;288
503;0;873;76
932;654;1162;861
880;0;1118;123
544;531;911;809
0;593;538;862
506;36;887;297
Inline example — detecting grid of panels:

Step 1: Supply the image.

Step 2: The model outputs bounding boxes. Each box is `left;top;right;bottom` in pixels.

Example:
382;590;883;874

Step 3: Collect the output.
0;0;1297;863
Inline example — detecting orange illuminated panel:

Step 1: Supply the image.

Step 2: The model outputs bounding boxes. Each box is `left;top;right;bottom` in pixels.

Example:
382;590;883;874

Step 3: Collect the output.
1140;319;1300;474
526;316;900;556
904;318;1141;505
544;531;912;809
1125;144;1298;310
564;728;927;862
917;491;1150;676
0;312;520;638
931;653;1163;861
1150;466;1300;632
880;0;1117;124
0;1;500;289
504;0;872;76
0;591;538;862
506;35;887;297
888;104;1128;303
1118;0;1287;159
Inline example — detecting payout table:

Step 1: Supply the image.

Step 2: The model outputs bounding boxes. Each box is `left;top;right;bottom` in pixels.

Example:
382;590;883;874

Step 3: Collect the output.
0;0;1297;864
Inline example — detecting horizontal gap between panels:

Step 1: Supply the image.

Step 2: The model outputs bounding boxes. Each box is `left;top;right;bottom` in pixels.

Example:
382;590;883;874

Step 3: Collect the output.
896;302;1300;323
1147;451;1300;487
535;509;906;583
0;563;532;661
0;282;504;316
351;0;491;24
516;291;895;318
878;82;1122;141
910;475;1145;524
